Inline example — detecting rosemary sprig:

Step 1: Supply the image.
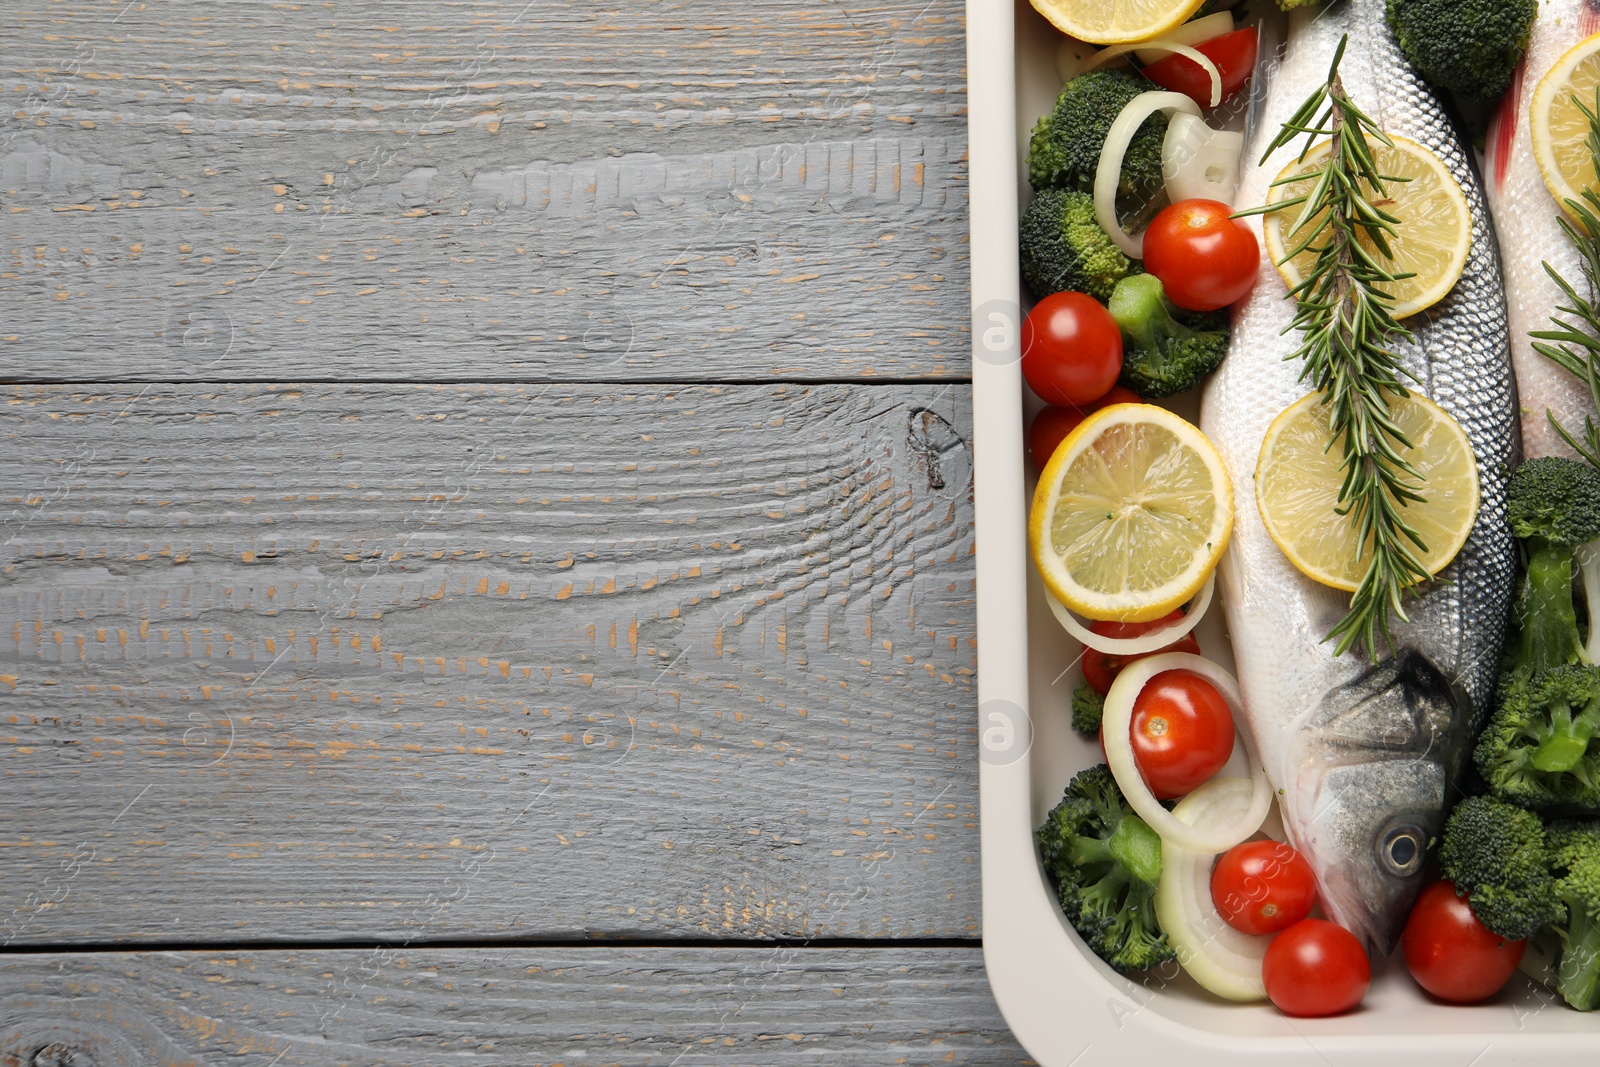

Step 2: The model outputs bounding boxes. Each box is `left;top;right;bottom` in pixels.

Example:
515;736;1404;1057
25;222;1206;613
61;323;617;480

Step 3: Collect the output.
1531;88;1600;466
1237;35;1432;660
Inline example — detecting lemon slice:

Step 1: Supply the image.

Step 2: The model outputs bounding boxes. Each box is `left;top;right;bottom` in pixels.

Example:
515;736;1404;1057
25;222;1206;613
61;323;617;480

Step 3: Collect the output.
1030;0;1205;46
1255;391;1479;592
1531;31;1600;212
1030;404;1233;622
1262;136;1471;319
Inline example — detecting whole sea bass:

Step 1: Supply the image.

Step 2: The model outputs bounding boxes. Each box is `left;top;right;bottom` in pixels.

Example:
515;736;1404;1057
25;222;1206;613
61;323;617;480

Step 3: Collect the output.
1199;0;1519;952
1485;0;1600;458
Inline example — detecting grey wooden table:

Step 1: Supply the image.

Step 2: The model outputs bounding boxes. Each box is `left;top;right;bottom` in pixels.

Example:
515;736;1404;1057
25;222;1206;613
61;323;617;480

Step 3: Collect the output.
0;1;1032;1062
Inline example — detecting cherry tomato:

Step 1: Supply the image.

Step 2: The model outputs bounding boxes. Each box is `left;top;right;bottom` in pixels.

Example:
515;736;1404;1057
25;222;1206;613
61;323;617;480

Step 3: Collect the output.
1026;387;1144;470
1141;199;1261;312
1141;29;1259;109
1262;919;1371;1017
1080;612;1201;694
1211;840;1318;935
1129;668;1234;798
1021;292;1123;407
1401;880;1526;1003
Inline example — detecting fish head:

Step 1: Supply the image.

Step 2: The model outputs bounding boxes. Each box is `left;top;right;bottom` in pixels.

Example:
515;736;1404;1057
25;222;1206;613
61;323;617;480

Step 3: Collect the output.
1284;651;1472;955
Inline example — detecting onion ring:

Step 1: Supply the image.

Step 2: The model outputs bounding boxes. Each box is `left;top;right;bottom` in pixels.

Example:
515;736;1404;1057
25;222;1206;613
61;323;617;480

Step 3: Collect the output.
1094;92;1203;258
1101;651;1272;853
1045;570;1214;656
1133;13;1235;64
1162;112;1244;205
1153;777;1271;1002
1080;40;1223;108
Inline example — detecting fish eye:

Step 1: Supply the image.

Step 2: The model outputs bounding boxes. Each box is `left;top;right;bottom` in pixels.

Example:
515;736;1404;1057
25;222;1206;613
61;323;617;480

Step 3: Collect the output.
1378;822;1425;877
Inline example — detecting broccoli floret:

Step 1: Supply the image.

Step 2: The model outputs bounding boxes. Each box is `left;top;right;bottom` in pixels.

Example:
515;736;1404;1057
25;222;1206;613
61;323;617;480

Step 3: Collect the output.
1106;274;1229;397
1275;0;1323;10
1035;763;1172;973
1386;0;1536;102
1508;457;1600;552
1504;458;1600;681
1071;684;1105;736
1028;70;1167;223
1476;665;1600;811
1545;820;1600;1010
1439;795;1565;939
1019;188;1136;302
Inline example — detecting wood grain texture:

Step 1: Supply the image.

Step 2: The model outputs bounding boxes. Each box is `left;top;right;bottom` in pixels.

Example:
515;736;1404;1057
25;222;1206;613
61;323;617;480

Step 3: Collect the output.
0;0;969;382
0;946;1030;1066
0;383;979;945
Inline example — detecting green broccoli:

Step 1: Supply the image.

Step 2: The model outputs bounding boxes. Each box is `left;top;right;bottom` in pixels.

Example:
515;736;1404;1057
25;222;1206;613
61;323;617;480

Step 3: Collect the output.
1019;188;1136;302
1544;819;1600;1010
1274;0;1323;10
1035;763;1172;973
1071;683;1105;736
1386;0;1536;102
1106;274;1230;397
1476;666;1600;811
1507;456;1600;669
1028;70;1167;223
1472;459;1600;808
1438;795;1565;940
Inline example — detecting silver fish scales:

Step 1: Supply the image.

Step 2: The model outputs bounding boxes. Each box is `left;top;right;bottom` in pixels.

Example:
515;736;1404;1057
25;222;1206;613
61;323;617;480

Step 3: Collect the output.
1485;0;1600;459
1199;0;1518;953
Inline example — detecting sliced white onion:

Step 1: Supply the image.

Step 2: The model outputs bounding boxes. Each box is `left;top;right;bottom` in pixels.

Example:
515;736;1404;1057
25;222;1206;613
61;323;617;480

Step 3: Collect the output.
1075;41;1222;107
1102;651;1272;852
1078;41;1222;109
1094;92;1203;258
1133;13;1235;63
1056;39;1099;84
1163;113;1245;205
1046;570;1214;655
1154;777;1271;1002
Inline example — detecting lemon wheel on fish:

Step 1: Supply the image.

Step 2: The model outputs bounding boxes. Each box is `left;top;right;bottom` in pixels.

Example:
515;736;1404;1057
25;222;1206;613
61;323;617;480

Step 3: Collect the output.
1255;391;1479;592
1531;31;1600;214
1029;404;1233;622
1262;136;1471;319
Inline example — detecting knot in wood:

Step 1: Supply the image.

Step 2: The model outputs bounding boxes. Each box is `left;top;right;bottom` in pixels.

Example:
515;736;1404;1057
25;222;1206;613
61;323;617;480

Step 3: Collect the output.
906;409;966;491
31;1043;95;1067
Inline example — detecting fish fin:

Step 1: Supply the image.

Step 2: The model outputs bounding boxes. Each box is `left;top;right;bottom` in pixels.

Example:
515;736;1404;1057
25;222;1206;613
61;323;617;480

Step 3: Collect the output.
1486;59;1525;193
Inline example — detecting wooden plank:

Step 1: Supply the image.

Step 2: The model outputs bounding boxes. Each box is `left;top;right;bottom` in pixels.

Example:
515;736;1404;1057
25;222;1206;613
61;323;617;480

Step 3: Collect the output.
0;946;1030;1065
0;0;969;382
0;383;979;945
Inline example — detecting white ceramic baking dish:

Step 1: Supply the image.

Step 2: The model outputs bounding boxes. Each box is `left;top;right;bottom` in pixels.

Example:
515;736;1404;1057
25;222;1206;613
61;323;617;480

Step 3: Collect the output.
967;0;1600;1061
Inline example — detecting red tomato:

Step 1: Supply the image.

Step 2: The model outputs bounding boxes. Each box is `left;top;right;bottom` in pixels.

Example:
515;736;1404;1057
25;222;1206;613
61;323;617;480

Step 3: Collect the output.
1211;840;1318;935
1080;612;1201;694
1141;29;1259;109
1141;199;1261;312
1129;668;1234;798
1026;387;1144;470
1262;919;1371;1017
1021;292;1123;407
1401;880;1526;1003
